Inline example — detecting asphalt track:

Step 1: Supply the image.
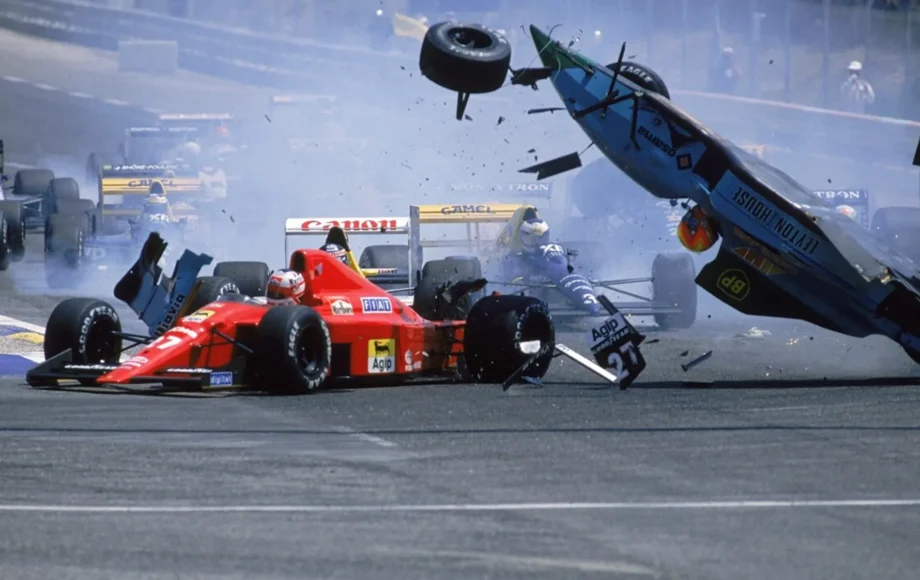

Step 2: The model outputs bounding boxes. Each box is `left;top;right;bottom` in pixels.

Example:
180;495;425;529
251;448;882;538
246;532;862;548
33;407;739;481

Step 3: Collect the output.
1;28;920;580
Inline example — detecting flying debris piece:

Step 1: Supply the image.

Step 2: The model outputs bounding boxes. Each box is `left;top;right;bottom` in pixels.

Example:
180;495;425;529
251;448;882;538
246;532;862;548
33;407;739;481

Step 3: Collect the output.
527;148;536;153
681;350;713;372
913;135;920;166
497;115;506;125
528;107;565;115
519;152;582;180
510;67;553;90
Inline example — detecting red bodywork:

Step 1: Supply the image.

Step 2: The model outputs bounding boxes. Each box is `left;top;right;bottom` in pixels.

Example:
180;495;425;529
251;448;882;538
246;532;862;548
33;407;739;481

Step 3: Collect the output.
98;249;466;385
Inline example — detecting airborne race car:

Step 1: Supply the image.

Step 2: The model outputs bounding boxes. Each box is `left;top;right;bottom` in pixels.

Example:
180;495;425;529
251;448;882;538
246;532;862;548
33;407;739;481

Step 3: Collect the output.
27;232;646;392
418;21;920;365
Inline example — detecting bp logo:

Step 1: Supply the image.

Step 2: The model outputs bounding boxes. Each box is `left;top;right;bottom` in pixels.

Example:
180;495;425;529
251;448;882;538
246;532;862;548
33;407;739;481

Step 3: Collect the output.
717;269;750;301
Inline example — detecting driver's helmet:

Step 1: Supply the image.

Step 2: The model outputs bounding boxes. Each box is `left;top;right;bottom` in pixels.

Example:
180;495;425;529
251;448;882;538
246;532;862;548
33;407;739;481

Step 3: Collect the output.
140;191;171;224
520;218;550;253
266;269;306;305
837;204;859;221
677;205;719;252
179;140;201;159
321;242;349;265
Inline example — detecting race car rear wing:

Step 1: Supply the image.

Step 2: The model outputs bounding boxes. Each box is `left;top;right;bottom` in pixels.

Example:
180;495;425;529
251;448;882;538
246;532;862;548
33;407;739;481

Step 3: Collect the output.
408;203;530;286
99;163;204;217
283;217;412;284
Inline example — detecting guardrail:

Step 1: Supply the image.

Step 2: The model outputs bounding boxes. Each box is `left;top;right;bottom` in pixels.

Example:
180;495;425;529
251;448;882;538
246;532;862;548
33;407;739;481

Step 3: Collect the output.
1;0;918;185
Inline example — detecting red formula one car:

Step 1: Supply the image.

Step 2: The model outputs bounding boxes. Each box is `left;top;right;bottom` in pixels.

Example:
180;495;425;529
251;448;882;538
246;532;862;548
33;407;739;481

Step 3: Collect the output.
26;233;565;393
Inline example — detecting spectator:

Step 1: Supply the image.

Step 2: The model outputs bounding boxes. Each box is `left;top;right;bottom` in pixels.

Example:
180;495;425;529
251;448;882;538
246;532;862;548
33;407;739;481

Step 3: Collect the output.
707;46;740;95
840;60;876;114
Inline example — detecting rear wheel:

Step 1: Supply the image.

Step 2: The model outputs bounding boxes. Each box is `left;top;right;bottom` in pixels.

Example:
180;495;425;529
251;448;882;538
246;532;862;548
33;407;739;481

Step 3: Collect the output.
463;294;555;383
213;261;270;297
359;245;409;269
413;257;484;321
44;223;85;290
419;21;511;94
184;276;240;314
13;168;54;197
255;305;332;394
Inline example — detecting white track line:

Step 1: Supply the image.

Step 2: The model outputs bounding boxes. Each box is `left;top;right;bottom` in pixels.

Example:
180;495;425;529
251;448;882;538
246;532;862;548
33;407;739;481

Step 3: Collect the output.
1;499;920;513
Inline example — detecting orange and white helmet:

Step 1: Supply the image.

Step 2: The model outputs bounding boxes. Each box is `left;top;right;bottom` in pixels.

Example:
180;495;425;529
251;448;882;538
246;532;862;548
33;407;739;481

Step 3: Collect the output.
266;269;306;305
837;204;859;221
677;205;719;253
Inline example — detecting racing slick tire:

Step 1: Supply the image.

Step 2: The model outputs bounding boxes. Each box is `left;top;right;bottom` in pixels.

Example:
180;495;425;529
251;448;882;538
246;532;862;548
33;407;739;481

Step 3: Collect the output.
52;199;96;233
213;261;270;297
0;216;9;271
13;168;54;198
254;305;332;394
185;276;241;314
651;252;697;330
463;295;555;384
32;297;123;387
0;200;25;262
607;61;671;99
414;257;484;321
44;223;86;290
359;245;409;270
46;177;81;214
419;21;511;94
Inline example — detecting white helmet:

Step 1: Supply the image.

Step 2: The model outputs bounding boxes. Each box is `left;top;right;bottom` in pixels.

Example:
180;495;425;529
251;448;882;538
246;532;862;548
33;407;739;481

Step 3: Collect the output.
181;141;201;157
837;205;859;221
520;218;550;252
266;269;306;305
848;60;863;72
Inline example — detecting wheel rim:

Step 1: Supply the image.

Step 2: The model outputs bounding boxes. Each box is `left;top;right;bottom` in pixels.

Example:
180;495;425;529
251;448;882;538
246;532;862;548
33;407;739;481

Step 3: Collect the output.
447;27;494;50
85;317;118;363
296;325;326;377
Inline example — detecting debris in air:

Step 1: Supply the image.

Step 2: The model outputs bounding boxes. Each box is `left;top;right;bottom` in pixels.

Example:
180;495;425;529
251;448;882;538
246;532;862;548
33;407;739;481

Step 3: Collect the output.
497;115;506;126
681;350;713;372
528;107;565;115
264;114;271;122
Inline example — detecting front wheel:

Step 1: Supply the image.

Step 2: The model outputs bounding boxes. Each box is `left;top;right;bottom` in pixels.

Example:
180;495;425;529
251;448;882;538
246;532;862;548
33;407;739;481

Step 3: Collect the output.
32;298;123;386
255;305;332;394
419;21;511;94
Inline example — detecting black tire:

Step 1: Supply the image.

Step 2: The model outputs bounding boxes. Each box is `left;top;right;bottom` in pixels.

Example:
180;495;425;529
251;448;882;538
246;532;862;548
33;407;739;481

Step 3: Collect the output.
606;61;671;99
419;21;511;94
46;177;81;216
255;305;332;394
213;261;270;297
652;252;697;329
0;216;9;272
45;212;91;253
45;223;86;290
358;245;409;269
53;198;96;234
184;276;241;314
463;294;555;383
414;257;483;321
0;200;25;261
34;298;122;386
13;168;54;197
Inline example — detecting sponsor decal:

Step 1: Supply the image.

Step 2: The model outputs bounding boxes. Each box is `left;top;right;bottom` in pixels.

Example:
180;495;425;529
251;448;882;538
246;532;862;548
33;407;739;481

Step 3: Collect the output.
64;364;118;371
730;186;820;255
717;269;750;301
587;312;633;354
439;204;495;215
330;298;354;315
170;326;200;339
638;126;676;157
299;219;399;232
733;247;785;275
209;372;233;387
361;297;393;314
449;182;552;193
733;227;800;273
368;339;396;374
118;355;149;369
183;309;215;323
812;189;866;201
154;292;187;337
164;368;213;374
677;153;692;170
127;179;175;188
362;267;399;277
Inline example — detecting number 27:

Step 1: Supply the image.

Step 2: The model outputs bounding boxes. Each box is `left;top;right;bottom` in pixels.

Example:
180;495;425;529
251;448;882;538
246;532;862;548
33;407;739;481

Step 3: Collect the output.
606;343;639;379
